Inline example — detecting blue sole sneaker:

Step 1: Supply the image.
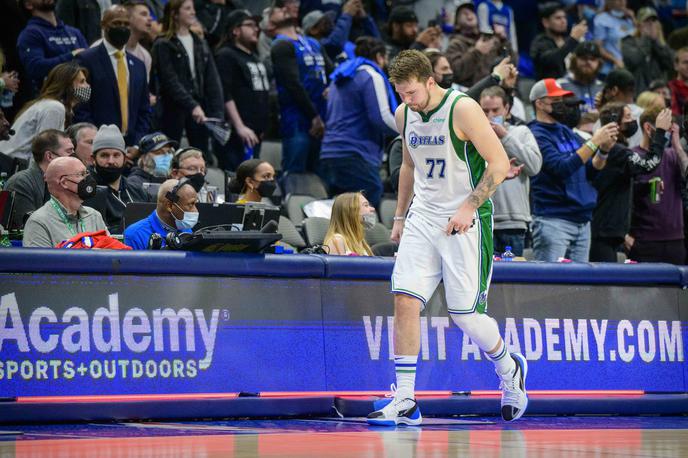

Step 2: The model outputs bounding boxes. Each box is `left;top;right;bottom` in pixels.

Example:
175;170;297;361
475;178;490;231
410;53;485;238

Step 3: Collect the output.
367;398;422;426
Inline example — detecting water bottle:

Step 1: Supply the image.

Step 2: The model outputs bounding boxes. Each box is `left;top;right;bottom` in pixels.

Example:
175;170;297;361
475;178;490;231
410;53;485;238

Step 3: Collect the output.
243;145;254;161
0;172;7;190
0;90;14;108
501;245;515;262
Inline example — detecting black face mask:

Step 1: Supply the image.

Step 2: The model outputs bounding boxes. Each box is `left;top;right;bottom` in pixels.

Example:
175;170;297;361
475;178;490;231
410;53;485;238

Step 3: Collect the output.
106;26;131;49
620;120;639;139
438;73;454;89
66;174;98;200
187;173;206;192
550;101;581;128
94;164;125;185
257;179;277;198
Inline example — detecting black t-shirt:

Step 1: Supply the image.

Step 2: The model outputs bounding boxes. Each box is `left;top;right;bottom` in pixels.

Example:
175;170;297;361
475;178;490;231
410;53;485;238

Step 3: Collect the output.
215;44;270;135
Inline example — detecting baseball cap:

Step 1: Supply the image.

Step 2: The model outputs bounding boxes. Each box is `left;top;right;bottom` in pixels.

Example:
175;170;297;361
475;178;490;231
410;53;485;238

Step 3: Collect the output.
138;132;178;155
389;6;418;24
454;0;475;13
529;78;574;101
637;7;658;23
226;9;257;30
302;10;325;33
573;41;601;58
605;68;635;92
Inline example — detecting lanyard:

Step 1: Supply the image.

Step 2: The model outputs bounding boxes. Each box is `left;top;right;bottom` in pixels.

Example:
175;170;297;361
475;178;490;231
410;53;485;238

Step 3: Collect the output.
50;198;85;236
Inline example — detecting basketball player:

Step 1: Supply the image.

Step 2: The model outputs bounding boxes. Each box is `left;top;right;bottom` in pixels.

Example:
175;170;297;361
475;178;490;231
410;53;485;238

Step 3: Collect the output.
367;50;528;426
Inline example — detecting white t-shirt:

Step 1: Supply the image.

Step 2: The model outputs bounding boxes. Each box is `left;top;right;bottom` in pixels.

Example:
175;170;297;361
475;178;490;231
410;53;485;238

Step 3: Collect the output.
177;33;195;80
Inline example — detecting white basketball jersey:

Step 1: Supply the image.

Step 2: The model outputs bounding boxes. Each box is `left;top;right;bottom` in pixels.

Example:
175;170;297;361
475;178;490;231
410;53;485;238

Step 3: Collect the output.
403;89;492;219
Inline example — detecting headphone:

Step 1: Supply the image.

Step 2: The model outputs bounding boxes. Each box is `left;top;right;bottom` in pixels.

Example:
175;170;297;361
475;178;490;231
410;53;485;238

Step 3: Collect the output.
171;147;203;170
165;177;192;203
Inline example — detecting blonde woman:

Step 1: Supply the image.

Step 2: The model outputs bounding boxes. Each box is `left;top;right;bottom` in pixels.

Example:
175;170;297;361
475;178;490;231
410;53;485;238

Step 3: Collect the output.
636;91;666;111
324;192;376;256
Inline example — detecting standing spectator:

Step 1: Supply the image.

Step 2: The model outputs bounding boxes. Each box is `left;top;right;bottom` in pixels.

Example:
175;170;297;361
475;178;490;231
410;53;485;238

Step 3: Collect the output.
557;41;604;113
622;7;673;95
530;2;588;81
628;106;688;264
194;0;237;49
476;0;518;54
648;79;672;110
124;0;154;80
55;0;109;45
0;0;29;121
271;3;331;173
323;191;374;256
596;68;643;147
0;62;89;161
215;9;270;171
319;36;397;209
528;78;618;262
4;129;74;228
446;1;509;87
590;104;671;262
152;0;224;153
425;50;455;89
593;0;635;77
23;156;105;247
127;131;178;189
17;0;88;95
65;122;96;166
90;124;148;234
668;47;688;116
123;178;197;249
480;85;542;256
75;6;151;147
384;6;420;62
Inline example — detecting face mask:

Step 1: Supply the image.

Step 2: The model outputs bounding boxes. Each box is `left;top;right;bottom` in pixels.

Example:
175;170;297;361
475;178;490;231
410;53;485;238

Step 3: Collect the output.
621;120;639;139
173;204;199;230
610;10;625;19
153;153;172;176
94;164;125;185
438;73;454;89
362;212;377;230
490;115;504;125
187;172;206;192
73;86;91;103
106;26;131;49
550;101;581;128
65;174;97;200
257;179;277;197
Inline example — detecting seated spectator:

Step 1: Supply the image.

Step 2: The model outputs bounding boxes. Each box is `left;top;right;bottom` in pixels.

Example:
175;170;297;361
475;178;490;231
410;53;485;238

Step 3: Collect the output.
75;5;151;147
446;1;513;88
23;156;105;247
319;36;398;209
596;69;643;147
228;158;276;204
480;86;542;256
5;129;74;228
648;79;672;110
127;132;178;189
590;104;671;262
668;47;688;116
123;178;197;250
17;0;87;95
621;7;673;95
476;0;519;54
65;122;96;167
90;125;148;234
0;62;89;161
530;2;587;80
424;50;454;89
0;108;10;142
636;91;667;111
528;78;617;262
324;191;374;256
574;110;599;139
557;42;605;114
169;147;217;202
628;106;688;264
593;0;635;77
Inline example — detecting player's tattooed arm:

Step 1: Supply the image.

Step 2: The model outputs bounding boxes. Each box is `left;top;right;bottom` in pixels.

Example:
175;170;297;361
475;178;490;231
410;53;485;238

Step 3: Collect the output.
467;172;497;209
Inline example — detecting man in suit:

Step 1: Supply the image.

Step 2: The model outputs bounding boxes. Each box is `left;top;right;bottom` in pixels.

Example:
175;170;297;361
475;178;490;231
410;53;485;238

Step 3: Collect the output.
75;5;150;147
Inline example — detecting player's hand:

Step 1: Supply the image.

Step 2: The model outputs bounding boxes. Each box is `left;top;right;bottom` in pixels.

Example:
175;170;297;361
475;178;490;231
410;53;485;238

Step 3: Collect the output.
391;219;404;243
445;203;474;235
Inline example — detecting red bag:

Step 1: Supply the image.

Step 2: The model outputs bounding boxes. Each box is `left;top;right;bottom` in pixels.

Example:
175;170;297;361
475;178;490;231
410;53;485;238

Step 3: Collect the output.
56;230;132;250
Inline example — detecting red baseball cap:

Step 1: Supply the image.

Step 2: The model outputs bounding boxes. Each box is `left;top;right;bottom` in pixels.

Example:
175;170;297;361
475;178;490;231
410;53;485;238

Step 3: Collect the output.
529;78;574;101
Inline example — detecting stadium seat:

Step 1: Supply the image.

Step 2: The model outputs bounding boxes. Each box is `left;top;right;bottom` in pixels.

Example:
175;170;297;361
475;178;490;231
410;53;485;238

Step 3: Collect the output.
281;172;328;199
365;222;391;246
205;167;226;193
302;217;330;246
285;194;316;225
278;216;307;249
379;198;397;229
260;141;282;172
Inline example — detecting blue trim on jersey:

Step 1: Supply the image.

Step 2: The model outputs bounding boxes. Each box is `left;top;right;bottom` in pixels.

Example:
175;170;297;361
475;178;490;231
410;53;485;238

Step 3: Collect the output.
390;289;427;305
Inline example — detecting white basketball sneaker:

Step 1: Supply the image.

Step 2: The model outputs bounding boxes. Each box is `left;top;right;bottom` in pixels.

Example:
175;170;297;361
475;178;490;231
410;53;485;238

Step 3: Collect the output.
367;385;422;426
499;352;529;421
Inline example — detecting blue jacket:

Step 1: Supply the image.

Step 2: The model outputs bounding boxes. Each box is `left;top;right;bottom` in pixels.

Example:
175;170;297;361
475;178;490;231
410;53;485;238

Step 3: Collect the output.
321;58;398;166
528;120;597;223
75;43;151;146
17;17;88;94
123;210;191;250
318;13;380;61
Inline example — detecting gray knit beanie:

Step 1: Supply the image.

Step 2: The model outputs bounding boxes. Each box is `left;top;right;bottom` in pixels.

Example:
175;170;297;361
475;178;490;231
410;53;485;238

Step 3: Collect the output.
92;124;126;155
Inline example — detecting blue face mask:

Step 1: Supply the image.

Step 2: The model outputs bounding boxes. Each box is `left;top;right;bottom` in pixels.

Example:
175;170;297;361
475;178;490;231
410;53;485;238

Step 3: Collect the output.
153;153;172;176
610;9;625;18
173;203;199;230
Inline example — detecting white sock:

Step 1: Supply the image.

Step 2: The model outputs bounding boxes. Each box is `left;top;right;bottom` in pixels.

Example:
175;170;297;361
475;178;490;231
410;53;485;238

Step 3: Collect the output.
486;338;515;378
394;355;417;400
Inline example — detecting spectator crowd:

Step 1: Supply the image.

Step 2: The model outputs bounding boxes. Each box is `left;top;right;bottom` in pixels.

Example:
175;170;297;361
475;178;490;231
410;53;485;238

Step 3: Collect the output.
1;0;688;265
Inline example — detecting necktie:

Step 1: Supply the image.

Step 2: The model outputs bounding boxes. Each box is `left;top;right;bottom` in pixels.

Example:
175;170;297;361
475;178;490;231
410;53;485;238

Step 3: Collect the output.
115;50;128;134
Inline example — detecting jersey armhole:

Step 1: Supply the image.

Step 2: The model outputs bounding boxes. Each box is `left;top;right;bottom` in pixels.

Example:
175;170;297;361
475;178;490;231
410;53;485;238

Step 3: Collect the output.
402;105;408;140
448;95;467;151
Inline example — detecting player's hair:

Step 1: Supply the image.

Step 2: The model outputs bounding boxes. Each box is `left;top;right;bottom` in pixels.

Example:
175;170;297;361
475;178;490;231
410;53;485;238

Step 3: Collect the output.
388;50;433;85
324;192;373;256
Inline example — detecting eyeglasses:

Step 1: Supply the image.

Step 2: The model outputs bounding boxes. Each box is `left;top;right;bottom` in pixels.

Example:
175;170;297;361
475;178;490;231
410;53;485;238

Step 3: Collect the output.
240;22;258;29
180;167;206;174
60;171;90;180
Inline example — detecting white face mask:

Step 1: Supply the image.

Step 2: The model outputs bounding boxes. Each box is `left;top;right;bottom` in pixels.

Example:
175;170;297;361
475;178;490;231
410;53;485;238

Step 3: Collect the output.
173;204;199;230
362;212;377;230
